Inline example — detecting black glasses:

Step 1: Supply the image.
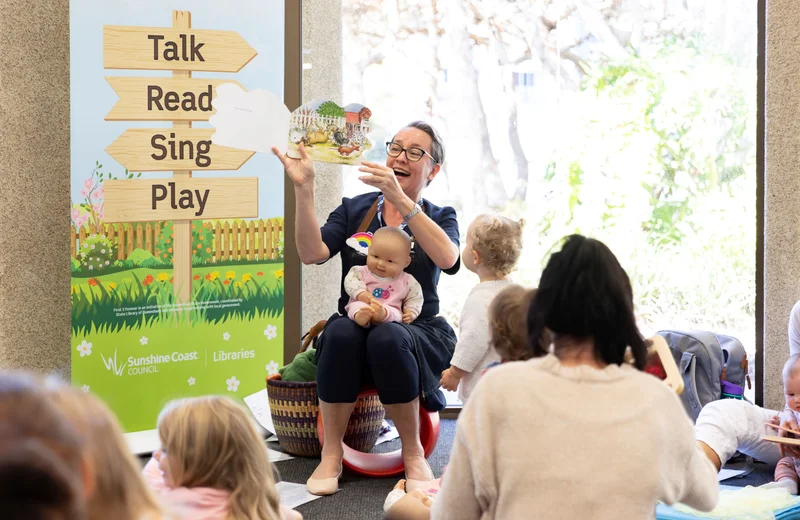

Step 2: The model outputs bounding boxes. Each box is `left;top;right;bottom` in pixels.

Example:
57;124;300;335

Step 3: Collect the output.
385;142;437;163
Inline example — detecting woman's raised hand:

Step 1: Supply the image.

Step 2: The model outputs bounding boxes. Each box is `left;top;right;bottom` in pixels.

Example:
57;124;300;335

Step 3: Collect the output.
272;143;316;188
358;161;405;206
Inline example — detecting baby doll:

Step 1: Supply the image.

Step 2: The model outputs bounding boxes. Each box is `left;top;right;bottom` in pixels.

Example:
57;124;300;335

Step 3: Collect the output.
344;227;423;328
384;478;442;520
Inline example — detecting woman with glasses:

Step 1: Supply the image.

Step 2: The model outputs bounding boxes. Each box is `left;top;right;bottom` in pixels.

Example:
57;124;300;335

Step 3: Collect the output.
273;121;460;496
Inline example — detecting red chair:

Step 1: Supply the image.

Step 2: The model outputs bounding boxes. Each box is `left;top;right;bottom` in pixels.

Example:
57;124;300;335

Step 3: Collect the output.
316;387;441;477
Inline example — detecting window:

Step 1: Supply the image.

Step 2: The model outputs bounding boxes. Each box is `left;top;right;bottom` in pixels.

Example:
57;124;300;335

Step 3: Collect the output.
343;0;757;404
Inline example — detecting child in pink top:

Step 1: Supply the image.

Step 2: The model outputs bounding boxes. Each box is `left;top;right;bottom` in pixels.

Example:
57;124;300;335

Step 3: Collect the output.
142;396;300;520
344;227;423;327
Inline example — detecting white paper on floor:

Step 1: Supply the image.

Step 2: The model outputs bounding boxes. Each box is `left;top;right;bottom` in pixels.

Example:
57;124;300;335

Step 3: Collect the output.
268;448;294;463
243;389;276;434
717;468;746;481
266;434;280;443
376;427;400;445
276;481;324;509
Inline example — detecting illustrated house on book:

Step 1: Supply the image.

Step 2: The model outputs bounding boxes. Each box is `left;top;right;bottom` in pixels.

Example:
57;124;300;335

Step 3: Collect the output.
344;106;372;138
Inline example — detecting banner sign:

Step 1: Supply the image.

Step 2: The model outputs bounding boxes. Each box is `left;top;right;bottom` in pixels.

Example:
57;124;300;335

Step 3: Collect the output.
70;2;285;436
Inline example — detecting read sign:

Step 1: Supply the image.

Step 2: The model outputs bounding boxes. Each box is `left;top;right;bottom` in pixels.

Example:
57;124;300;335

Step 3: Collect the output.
105;77;244;121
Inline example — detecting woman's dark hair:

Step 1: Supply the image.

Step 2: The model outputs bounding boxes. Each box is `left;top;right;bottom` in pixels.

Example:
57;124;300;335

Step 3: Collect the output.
0;372;87;520
402;121;445;165
527;235;648;370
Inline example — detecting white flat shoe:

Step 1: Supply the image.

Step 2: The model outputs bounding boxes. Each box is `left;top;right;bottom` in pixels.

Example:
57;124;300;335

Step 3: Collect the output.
306;467;343;496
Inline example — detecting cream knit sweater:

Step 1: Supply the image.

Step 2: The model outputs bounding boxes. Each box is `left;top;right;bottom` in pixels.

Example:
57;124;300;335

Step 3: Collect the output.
431;355;719;520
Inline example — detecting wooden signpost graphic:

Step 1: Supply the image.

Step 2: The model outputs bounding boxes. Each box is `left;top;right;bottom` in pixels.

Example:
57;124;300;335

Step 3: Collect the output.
105;77;245;121
102;11;257;306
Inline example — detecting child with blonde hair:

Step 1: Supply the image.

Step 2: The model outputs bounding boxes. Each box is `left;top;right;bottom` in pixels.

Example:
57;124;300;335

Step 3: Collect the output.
440;214;524;402
47;384;166;520
143;396;300;520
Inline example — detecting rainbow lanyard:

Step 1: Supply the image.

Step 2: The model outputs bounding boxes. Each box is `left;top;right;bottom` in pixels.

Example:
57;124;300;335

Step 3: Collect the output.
376;195;420;255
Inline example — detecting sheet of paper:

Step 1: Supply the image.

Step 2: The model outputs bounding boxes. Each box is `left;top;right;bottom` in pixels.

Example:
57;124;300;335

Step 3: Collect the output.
375;427;400;445
209;83;290;154
276;481;324;510
717;468;746;482
268;448;294;463
243;388;275;434
267;434;279;443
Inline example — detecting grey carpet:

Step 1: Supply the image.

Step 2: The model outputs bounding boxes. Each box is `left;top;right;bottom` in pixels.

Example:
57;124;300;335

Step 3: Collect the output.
273;419;456;520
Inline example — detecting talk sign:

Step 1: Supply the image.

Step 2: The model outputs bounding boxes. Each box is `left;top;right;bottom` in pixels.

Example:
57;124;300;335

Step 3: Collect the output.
70;4;286;437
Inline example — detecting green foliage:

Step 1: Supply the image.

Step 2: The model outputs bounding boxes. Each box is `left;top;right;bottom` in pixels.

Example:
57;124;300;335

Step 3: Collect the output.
123;248;163;269
77;234;117;273
154;221;214;266
317;101;345;118
71;257;81;273
71;273;284;335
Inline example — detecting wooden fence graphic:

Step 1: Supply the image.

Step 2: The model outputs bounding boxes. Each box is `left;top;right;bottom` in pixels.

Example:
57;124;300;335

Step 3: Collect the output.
71;219;284;262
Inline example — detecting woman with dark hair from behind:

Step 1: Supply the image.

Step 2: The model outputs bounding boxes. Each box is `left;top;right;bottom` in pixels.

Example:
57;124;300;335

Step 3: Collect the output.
431;235;719;520
0;372;91;520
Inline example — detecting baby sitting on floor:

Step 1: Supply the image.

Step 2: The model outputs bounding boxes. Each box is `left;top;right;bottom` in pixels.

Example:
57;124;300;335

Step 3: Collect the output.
763;354;800;494
344;227;423;327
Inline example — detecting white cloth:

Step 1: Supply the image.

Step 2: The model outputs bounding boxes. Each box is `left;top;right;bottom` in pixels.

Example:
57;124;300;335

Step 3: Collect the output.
790;300;800;356
431;355;719;520
695;399;782;466
449;280;511;403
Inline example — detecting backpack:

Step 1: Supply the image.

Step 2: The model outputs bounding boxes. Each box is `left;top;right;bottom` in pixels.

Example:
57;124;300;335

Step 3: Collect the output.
655;330;751;423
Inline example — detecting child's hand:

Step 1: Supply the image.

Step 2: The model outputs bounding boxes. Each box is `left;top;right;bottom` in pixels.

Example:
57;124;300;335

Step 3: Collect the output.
402;309;416;324
440;368;460;391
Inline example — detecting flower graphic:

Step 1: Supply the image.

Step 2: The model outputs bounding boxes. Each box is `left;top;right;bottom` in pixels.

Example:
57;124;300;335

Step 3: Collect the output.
194;275;201;280
209;271;220;281
274;269;285;280
223;332;231;341
223;280;230;285
107;282;117;290
242;273;252;282
266;361;280;376
188;377;196;386
76;340;92;357
157;273;169;282
139;336;148;346
226;271;236;280
235;282;243;288
257;272;264;276
81;385;90;393
264;325;278;340
226;376;240;392
87;278;100;287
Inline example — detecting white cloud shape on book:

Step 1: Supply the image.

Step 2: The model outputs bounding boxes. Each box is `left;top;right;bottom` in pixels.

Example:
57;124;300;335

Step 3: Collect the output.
209;83;290;154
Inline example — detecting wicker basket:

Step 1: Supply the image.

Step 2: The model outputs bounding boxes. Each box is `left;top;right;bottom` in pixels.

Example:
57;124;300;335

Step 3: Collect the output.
266;375;385;457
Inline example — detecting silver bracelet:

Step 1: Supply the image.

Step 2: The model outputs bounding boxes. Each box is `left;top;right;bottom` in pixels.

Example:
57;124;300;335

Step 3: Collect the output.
403;203;422;222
